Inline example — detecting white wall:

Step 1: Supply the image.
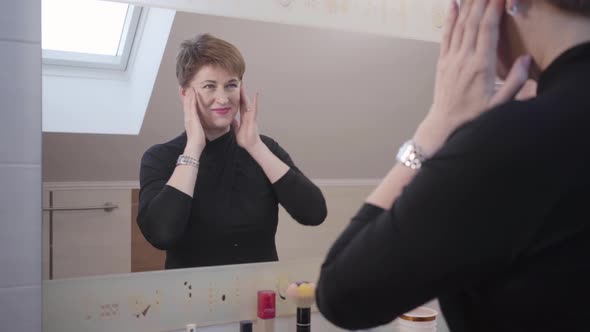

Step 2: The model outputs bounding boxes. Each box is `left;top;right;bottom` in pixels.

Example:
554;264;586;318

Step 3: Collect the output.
0;1;42;331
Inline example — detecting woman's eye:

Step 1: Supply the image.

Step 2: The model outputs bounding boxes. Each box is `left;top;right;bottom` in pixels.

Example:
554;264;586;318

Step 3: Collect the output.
226;83;238;89
203;84;215;89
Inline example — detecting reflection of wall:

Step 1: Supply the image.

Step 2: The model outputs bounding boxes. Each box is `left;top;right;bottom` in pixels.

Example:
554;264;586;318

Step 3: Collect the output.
277;183;375;260
115;0;446;42
42;12;438;182
131;189;166;272
42;181;376;278
43;184;132;279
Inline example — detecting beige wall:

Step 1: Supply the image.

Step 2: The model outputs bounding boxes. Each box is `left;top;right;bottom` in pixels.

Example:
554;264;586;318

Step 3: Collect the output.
42;182;374;279
42;185;132;280
276;184;374;260
43;12;438;182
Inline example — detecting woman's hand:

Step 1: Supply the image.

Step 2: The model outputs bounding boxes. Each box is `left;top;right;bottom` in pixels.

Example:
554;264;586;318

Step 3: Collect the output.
415;0;532;155
233;85;263;152
182;87;206;157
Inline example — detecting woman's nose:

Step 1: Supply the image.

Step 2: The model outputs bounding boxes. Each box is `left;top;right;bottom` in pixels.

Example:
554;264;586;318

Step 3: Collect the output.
215;94;229;104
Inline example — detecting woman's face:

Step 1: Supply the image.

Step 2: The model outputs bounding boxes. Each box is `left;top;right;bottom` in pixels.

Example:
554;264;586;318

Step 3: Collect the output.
185;65;241;132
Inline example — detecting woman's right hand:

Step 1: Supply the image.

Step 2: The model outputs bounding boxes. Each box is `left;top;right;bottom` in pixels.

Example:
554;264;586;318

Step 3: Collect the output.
414;0;531;155
182;87;206;157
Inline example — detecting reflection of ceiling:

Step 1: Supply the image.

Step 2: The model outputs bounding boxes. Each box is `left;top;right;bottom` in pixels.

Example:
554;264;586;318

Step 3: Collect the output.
42;8;175;134
113;0;446;42
42;11;439;182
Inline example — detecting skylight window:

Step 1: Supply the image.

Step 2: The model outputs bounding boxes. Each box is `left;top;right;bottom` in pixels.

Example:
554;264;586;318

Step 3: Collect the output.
42;0;142;70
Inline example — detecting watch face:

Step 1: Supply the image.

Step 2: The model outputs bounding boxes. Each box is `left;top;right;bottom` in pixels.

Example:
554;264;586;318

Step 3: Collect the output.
397;142;412;160
397;141;425;170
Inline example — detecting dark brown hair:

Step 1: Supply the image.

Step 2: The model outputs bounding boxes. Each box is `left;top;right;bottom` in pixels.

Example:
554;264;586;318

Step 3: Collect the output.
176;34;245;88
547;0;590;14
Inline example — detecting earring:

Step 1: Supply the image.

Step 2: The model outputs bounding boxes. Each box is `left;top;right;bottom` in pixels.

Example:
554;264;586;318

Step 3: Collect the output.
506;3;519;16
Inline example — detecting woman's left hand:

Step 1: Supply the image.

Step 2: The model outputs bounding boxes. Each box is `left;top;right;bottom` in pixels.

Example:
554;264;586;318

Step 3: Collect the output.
233;85;263;152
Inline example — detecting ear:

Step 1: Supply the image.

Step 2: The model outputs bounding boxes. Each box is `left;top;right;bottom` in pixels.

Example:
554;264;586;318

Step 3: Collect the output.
179;86;186;98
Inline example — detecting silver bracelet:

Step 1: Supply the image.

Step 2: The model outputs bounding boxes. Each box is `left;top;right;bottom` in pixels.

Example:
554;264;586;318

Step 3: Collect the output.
176;154;200;168
396;140;428;170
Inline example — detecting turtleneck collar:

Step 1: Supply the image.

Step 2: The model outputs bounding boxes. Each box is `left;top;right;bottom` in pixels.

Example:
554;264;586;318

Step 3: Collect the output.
537;41;590;95
205;129;233;146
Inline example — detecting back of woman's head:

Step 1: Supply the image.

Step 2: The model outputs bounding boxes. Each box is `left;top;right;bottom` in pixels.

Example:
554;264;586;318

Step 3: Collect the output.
546;0;590;15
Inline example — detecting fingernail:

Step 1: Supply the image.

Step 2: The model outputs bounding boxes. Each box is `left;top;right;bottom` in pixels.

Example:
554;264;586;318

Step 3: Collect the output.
522;55;532;66
520;56;532;79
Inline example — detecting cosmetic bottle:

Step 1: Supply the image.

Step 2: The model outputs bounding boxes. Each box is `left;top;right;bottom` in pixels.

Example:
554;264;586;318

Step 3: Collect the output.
240;320;253;332
257;290;276;332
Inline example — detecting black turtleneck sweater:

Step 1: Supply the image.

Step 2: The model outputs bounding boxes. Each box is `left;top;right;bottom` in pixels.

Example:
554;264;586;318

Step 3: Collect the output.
138;131;327;269
316;42;590;331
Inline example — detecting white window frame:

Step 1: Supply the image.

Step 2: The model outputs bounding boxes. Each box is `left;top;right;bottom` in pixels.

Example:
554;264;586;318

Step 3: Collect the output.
42;5;143;71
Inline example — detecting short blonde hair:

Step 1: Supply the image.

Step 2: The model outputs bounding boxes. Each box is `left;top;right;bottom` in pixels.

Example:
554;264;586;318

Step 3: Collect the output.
176;34;246;88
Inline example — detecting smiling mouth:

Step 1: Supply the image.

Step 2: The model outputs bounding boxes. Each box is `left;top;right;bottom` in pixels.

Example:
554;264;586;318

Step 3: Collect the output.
211;107;231;115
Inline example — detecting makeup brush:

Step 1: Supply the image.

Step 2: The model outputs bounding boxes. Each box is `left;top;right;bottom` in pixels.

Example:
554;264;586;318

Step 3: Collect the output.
286;281;316;332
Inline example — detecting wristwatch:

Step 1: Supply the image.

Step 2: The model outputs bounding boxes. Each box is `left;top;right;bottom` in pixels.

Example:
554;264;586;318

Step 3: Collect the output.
176;154;199;168
396;140;428;170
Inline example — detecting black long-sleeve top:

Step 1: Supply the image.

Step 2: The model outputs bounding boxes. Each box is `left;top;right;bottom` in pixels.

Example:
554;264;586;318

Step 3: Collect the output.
138;131;327;269
316;42;590;331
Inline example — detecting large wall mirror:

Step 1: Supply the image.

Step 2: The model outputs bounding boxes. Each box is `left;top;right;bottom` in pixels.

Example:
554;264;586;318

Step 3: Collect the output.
41;0;440;281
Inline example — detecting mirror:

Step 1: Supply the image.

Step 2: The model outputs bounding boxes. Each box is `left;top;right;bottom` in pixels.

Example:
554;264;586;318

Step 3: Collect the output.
42;1;440;279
